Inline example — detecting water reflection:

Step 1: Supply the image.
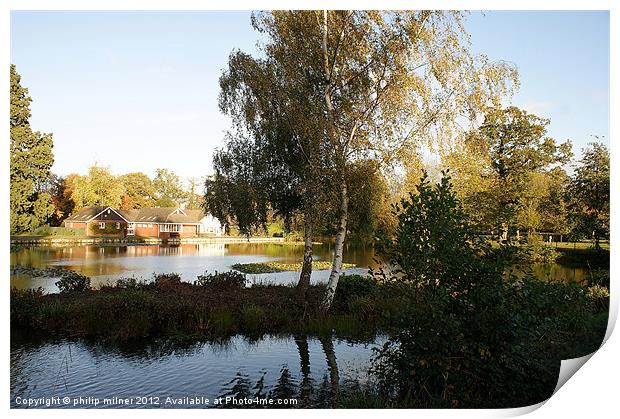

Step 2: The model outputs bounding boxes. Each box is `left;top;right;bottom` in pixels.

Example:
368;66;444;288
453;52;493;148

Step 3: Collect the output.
10;242;586;293
10;243;376;292
10;332;382;409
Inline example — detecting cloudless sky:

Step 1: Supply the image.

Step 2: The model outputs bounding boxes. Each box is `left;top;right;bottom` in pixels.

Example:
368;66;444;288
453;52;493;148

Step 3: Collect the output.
10;10;609;181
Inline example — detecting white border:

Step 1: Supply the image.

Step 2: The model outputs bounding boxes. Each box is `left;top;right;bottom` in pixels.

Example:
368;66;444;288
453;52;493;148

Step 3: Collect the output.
2;1;617;419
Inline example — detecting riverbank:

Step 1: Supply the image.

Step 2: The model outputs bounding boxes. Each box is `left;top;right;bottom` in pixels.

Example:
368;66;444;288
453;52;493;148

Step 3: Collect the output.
10;235;287;246
10;269;609;408
11;273;387;341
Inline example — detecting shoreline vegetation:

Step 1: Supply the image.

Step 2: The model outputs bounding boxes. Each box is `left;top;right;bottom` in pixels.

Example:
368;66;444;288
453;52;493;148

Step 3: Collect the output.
231;261;357;274
10;268;608;343
10;267;609;408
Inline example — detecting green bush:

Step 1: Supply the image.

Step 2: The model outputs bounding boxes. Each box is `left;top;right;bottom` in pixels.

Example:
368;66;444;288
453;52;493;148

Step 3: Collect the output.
153;273;182;286
195;270;247;289
31;226;86;237
242;305;266;333
332;274;379;312
587;285;610;311
370;171;605;408
587;268;610;288
55;271;91;293
89;222;124;235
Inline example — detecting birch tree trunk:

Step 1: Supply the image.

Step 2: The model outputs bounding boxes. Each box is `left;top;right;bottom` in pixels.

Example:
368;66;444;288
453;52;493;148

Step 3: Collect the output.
297;215;313;298
320;10;350;310
322;180;348;310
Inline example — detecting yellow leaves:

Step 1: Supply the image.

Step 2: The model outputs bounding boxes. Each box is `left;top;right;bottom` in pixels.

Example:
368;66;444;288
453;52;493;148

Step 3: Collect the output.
479;347;491;359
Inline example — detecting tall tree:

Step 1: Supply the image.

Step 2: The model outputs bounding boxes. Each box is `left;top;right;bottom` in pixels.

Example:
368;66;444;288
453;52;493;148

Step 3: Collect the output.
39;173;76;226
215;46;328;296
538;167;571;236
215;11;516;307
153;168;187;207
247;11;517;308
450;106;572;240
10;64;55;234
71;165;125;210
567;142;610;249
185;177;204;210
119;172;155;209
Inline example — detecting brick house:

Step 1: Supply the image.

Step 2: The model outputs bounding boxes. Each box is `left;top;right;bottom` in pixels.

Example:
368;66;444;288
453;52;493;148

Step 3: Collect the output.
63;206;223;238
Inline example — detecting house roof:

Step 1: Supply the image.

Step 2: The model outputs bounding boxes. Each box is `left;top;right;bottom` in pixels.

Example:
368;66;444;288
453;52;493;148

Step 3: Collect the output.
65;206;205;224
64;206;109;222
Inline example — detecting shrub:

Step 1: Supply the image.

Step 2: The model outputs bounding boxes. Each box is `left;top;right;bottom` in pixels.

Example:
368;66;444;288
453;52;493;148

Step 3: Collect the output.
32;225;52;236
114;277;147;289
195;270;247;289
332;275;379;312
587;268;610;288
587;285;610;311
370;171;604;408
89;222;124;235
31;226;86;237
242;305;266;333
55;271;91;293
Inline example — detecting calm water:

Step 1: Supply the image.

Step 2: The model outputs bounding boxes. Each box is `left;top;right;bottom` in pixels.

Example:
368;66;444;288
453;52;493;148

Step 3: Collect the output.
11;332;383;409
10;242;587;293
10;242;375;293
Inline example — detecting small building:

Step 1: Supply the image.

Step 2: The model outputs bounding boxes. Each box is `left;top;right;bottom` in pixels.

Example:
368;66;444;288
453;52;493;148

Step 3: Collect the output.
64;206;223;238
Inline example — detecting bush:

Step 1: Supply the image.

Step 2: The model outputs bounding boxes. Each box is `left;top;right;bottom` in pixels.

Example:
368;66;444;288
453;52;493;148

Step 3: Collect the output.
55;271;91;293
194;270;247;289
370;171;605;408
587;268;610;288
587;285;610;311
114;277;147;289
332;275;379;312
242;305;266;333
89;222;124;235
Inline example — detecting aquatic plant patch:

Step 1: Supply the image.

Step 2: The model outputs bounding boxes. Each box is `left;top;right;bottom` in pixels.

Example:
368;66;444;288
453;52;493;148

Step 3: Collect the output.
231;261;356;274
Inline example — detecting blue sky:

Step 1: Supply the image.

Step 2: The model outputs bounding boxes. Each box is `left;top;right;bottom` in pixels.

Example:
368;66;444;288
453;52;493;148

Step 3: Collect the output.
11;10;609;180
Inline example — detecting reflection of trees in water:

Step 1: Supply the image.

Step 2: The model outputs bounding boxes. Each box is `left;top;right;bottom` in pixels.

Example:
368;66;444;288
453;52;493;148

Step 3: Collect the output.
217;335;344;408
12;332;361;408
295;335;313;407
320;336;341;407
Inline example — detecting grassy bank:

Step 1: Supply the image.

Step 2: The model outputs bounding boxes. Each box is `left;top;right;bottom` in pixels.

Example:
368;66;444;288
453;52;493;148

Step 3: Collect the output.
11;270;607;347
10;273;392;341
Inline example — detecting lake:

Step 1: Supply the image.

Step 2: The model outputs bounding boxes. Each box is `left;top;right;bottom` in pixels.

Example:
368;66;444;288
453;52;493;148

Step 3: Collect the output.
11;331;384;408
10;242;587;293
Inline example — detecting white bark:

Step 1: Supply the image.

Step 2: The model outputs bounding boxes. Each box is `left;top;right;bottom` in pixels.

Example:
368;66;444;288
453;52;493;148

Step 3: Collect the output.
322;181;348;309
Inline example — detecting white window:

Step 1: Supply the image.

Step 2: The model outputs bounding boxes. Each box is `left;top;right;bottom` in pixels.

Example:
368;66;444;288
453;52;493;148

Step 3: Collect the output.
99;222;105;229
160;224;182;232
116;222;120;229
148;224;152;228
68;222;73;228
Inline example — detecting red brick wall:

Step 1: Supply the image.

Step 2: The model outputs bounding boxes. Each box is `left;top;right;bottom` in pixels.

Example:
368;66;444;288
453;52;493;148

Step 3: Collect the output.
65;221;87;231
134;223;159;238
181;224;198;238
